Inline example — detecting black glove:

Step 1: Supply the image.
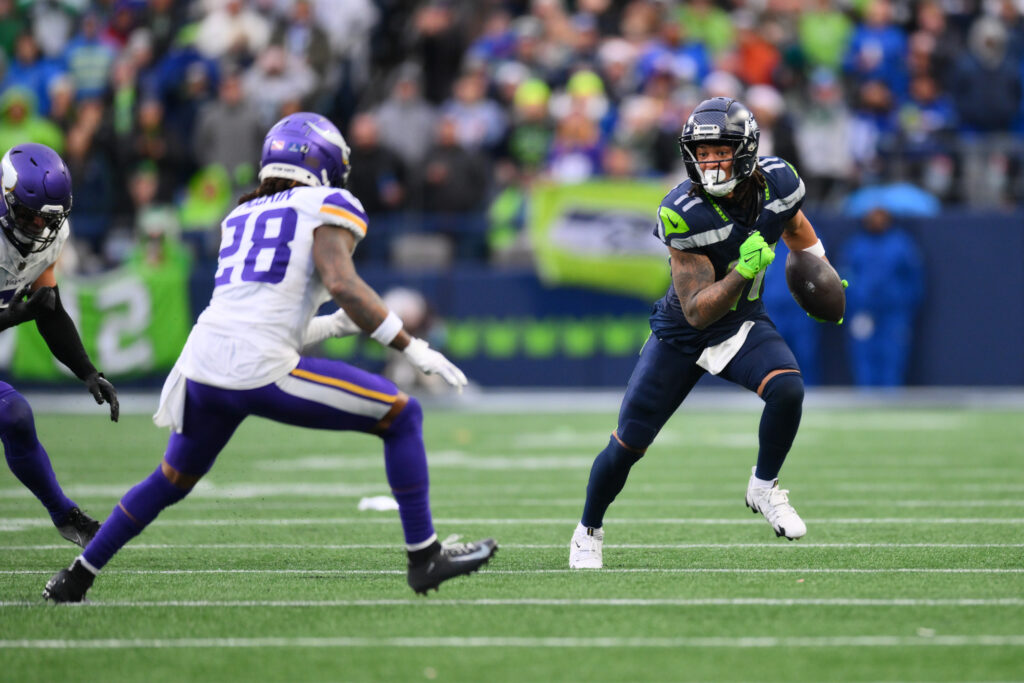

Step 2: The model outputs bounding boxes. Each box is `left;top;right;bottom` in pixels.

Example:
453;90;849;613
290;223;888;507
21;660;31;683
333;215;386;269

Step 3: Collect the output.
0;287;56;332
84;372;119;422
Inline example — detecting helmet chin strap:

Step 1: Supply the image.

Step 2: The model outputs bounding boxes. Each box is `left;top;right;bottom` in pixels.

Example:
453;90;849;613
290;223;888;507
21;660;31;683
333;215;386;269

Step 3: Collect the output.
702;169;740;197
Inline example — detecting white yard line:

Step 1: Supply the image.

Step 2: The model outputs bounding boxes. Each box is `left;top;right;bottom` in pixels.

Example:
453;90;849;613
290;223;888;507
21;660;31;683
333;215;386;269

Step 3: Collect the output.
3;517;1024;531
4;568;1024;575
3;598;1023;608
5;542;1024;551
2;635;1024;649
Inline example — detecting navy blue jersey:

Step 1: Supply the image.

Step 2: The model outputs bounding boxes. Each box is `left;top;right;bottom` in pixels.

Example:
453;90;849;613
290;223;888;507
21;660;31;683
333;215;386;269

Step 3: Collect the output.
651;156;805;353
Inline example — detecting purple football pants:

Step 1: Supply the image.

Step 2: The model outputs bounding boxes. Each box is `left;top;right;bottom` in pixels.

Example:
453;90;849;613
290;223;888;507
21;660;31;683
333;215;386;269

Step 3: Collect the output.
82;356;435;571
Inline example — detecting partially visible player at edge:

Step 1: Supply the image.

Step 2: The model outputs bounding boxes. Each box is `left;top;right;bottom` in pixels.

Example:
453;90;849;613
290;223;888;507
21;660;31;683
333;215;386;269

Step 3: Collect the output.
570;97;847;569
0;143;119;548
44;113;496;602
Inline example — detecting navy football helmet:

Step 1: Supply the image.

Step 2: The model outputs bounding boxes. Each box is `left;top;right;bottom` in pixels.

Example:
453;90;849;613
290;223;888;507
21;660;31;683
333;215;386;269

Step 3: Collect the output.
1;143;72;255
678;97;760;197
258;112;351;189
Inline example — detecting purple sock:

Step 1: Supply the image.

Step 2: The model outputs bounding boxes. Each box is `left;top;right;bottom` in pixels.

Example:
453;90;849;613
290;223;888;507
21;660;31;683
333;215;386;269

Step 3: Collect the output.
83;465;189;570
381;398;435;546
0;390;75;524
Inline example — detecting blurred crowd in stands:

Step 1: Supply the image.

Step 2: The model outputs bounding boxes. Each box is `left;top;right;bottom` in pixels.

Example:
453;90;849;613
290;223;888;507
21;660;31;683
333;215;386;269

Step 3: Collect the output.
1;0;1023;272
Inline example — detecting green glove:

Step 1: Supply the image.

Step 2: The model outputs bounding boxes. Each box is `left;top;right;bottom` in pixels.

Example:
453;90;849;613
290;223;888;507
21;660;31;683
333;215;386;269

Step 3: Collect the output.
735;231;775;279
807;278;849;324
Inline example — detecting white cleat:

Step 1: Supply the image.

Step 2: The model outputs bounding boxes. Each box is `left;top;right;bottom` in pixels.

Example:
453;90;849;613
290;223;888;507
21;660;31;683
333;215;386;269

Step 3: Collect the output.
745;466;806;540
569;522;604;569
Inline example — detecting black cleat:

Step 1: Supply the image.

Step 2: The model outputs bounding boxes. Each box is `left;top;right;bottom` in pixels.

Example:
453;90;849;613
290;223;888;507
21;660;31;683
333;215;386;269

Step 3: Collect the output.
407;538;498;595
56;507;100;548
43;560;95;603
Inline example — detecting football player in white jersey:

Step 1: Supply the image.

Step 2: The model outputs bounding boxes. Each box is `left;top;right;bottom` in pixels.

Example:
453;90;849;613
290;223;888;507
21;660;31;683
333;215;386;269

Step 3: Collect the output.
0;143;119;548
45;113;496;602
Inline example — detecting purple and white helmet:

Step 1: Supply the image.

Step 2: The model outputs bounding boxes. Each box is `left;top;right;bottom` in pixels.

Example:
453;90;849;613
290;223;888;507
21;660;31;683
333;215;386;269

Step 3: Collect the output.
1;142;72;255
258;112;352;189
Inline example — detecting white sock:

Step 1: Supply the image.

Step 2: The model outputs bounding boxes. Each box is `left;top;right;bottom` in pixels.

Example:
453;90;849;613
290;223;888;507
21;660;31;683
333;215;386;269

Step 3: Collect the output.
750;476;777;490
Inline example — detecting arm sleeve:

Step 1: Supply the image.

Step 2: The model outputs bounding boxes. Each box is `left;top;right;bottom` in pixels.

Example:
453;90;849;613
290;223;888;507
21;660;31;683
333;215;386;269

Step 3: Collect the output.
34;286;98;381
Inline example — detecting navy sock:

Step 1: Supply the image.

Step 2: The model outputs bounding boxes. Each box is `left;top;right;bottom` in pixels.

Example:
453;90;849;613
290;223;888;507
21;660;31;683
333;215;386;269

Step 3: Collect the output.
381;397;435;547
83;465;190;570
756;373;804;481
0;390;75;524
581;436;645;528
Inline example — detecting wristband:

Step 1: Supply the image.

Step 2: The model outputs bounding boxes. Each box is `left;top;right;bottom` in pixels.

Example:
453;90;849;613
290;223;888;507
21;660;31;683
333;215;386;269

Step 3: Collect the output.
370;310;403;345
802;239;826;258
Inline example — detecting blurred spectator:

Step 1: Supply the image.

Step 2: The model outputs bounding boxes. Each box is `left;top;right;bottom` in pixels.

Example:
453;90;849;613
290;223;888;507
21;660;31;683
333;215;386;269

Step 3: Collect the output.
794;69;855;204
241;44;316;127
675;0;734;57
196;0;271;61
950;16;1023;205
842;0;908;97
270;0;330;84
47;74;76;132
724;11;781;87
896;73;955;197
102;1;139;49
635;18;711;90
375;64;438;173
442;70;507;152
0;86;63;152
131;97;189;199
950;17;1021;133
467;9;517;63
411;1;465;104
797;0;852;72
911;1;961;84
5;32;64;115
596;38;638;105
64;99;114;262
345;111;406;214
601;143;635;179
547;110;603;183
192;69;263;188
423;116;488;213
506;77;553;175
611;94;659;175
62;12;116;101
745;84;798;164
143;0;188;58
849;80;899;183
840;207;924;387
26;0;74;58
0;0;24;58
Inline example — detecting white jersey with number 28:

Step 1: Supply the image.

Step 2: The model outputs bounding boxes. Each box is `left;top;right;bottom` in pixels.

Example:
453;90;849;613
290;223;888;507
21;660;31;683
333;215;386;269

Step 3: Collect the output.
177;185;368;389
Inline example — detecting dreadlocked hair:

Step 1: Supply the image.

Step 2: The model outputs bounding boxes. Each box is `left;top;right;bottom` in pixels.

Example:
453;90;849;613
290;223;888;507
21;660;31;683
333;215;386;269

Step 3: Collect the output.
237;178;301;205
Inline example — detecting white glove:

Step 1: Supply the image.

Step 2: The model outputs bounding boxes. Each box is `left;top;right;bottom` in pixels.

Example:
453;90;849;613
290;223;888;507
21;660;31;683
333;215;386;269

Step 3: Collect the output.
402;337;467;391
303;308;362;346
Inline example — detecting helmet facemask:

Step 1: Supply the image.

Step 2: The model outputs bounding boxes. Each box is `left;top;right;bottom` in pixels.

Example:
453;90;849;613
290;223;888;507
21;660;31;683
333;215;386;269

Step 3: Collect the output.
678;97;760;198
3;191;68;255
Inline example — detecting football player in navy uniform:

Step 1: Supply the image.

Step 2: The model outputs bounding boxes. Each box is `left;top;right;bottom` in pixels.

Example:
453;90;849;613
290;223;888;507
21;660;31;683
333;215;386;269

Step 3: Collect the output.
0;143;119;548
570;97;842;568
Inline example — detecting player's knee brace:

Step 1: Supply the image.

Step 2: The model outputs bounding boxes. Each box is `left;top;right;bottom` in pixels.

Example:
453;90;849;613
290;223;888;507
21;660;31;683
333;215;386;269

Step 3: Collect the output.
0;391;37;451
383;396;423;440
761;372;804;413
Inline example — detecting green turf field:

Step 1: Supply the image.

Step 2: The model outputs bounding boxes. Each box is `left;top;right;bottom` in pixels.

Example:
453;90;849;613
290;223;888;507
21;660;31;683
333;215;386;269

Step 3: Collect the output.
1;403;1022;682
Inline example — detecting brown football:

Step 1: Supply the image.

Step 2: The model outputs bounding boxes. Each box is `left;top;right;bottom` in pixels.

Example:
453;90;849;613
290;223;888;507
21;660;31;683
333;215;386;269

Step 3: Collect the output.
785;249;846;323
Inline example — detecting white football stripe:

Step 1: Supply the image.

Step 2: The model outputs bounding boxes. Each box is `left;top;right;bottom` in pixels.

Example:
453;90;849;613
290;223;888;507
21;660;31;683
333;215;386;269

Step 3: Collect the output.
5;568;1023;575
2;635;1023;649
3;517;1024;531
5;542;1023;551
2;598;1021;608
